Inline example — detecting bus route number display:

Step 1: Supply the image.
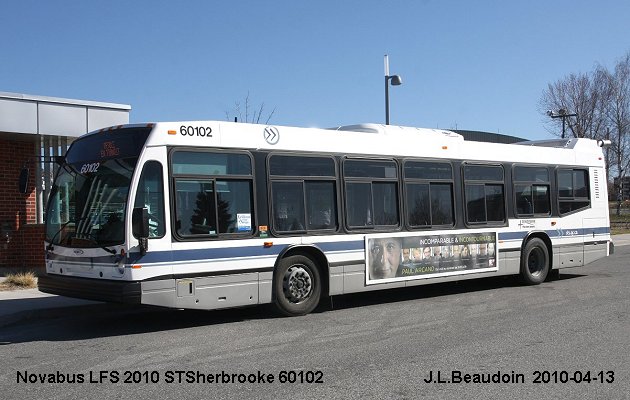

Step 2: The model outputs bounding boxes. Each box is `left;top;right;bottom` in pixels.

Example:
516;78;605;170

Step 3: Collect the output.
180;125;213;138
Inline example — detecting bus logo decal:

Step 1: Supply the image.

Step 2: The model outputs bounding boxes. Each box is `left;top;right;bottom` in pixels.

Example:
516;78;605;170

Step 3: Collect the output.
264;126;280;145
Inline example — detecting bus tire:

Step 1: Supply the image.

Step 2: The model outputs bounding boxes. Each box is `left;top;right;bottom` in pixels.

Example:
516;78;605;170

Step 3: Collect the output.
273;255;321;316
520;238;549;285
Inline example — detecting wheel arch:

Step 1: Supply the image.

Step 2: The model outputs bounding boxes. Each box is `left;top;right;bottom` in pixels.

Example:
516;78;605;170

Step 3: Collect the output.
520;231;553;269
274;244;330;298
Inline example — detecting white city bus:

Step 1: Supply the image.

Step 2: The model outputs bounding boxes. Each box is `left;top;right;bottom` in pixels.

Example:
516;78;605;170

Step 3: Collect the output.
38;121;613;316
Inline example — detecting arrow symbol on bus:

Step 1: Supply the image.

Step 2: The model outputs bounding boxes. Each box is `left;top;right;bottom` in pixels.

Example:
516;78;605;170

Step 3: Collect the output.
264;126;280;145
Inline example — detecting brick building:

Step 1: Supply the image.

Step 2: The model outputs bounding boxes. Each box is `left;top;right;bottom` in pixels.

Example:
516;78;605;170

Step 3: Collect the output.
0;92;129;270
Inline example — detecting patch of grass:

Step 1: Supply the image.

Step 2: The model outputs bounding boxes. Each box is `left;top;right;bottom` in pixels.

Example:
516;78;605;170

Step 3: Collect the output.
609;208;630;234
2;271;37;290
610;214;630;223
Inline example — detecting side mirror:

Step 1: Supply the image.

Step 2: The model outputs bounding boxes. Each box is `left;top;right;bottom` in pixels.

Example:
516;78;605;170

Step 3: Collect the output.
19;167;29;194
132;207;149;255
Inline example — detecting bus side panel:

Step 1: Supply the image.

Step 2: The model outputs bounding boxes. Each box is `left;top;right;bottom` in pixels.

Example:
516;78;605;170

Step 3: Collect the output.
329;265;344;296
141;273;261;310
343;264;405;293
499;250;521;274
558;242;584;268
259;271;273;304
583;216;610;265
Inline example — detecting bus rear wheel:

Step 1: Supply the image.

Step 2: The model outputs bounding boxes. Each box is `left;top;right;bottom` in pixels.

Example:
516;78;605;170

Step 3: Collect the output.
520;238;549;285
273;255;321;316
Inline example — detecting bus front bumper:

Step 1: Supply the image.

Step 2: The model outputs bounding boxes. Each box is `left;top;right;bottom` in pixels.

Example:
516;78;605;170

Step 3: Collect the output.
38;274;141;304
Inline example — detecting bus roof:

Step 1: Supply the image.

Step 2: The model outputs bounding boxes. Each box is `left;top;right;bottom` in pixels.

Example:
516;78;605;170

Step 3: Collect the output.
102;121;606;168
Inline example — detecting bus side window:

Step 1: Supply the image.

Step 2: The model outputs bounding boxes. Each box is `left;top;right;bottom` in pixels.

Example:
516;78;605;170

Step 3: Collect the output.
134;160;165;238
345;182;373;227
463;164;505;224
343;158;399;230
268;154;338;233
513;166;550;217
272;182;306;232
306;182;336;230
557;168;590;214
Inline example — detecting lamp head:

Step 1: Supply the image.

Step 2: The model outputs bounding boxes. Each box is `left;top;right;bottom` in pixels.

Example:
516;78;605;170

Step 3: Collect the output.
390;75;402;86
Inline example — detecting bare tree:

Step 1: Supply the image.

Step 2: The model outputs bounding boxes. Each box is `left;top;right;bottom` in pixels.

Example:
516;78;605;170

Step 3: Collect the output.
602;53;630;210
539;71;607;140
225;92;276;124
540;52;630;206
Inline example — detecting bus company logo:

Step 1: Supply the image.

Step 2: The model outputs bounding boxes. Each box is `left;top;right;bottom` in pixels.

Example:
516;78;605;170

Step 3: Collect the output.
264;126;280;145
518;219;535;229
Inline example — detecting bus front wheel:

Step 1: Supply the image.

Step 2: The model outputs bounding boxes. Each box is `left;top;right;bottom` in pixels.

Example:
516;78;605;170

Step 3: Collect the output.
520;238;549;285
273;255;321;316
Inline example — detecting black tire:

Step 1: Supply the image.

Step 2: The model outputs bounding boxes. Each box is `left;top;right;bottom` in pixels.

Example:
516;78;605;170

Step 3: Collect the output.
520;238;549;285
273;255;321;316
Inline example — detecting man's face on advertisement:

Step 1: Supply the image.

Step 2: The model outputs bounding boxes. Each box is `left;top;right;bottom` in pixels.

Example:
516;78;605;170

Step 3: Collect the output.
370;238;402;279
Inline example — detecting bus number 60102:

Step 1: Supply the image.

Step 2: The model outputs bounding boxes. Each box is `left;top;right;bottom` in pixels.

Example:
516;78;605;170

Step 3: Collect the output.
180;125;213;137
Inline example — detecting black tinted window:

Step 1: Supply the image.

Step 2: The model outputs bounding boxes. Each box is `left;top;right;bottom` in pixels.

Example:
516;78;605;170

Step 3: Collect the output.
174;179;254;236
344;160;397;178
404;162;452;180
558;168;590;215
172;152;252;176
268;154;339;233
465;184;486;223
514;166;549;182
270;155;335;177
464;164;505;224
464;165;503;181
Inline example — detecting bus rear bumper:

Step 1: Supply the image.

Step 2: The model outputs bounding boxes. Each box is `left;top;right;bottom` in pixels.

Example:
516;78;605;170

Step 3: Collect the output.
38;274;141;304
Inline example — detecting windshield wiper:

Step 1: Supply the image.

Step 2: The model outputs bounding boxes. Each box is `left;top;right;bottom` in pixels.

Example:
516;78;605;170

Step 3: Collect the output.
46;216;89;251
101;246;117;255
48;227;118;255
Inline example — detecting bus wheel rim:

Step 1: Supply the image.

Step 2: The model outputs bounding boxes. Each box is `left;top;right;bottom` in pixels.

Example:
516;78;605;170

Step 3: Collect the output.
283;265;312;303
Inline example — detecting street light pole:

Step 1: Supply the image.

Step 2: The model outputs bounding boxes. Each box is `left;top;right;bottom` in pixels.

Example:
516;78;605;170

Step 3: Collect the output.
384;55;402;125
385;72;390;125
547;108;578;139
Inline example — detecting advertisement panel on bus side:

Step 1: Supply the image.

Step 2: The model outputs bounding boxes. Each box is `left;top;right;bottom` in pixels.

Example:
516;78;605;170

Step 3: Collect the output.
366;232;498;284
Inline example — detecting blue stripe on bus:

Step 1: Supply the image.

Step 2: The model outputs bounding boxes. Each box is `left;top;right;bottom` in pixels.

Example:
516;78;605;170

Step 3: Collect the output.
127;245;283;264
498;227;610;241
497;232;528;241
126;239;366;265
315;240;365;252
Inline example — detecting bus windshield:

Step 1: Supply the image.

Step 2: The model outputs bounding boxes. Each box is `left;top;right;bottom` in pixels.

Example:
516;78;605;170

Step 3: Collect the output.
45;127;151;248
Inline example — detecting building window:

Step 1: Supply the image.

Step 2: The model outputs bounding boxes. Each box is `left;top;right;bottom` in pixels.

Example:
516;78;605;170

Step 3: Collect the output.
38;136;73;224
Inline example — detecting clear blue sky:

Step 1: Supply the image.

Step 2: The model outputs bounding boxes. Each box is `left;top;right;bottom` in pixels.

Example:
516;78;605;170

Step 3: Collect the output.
1;0;629;140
